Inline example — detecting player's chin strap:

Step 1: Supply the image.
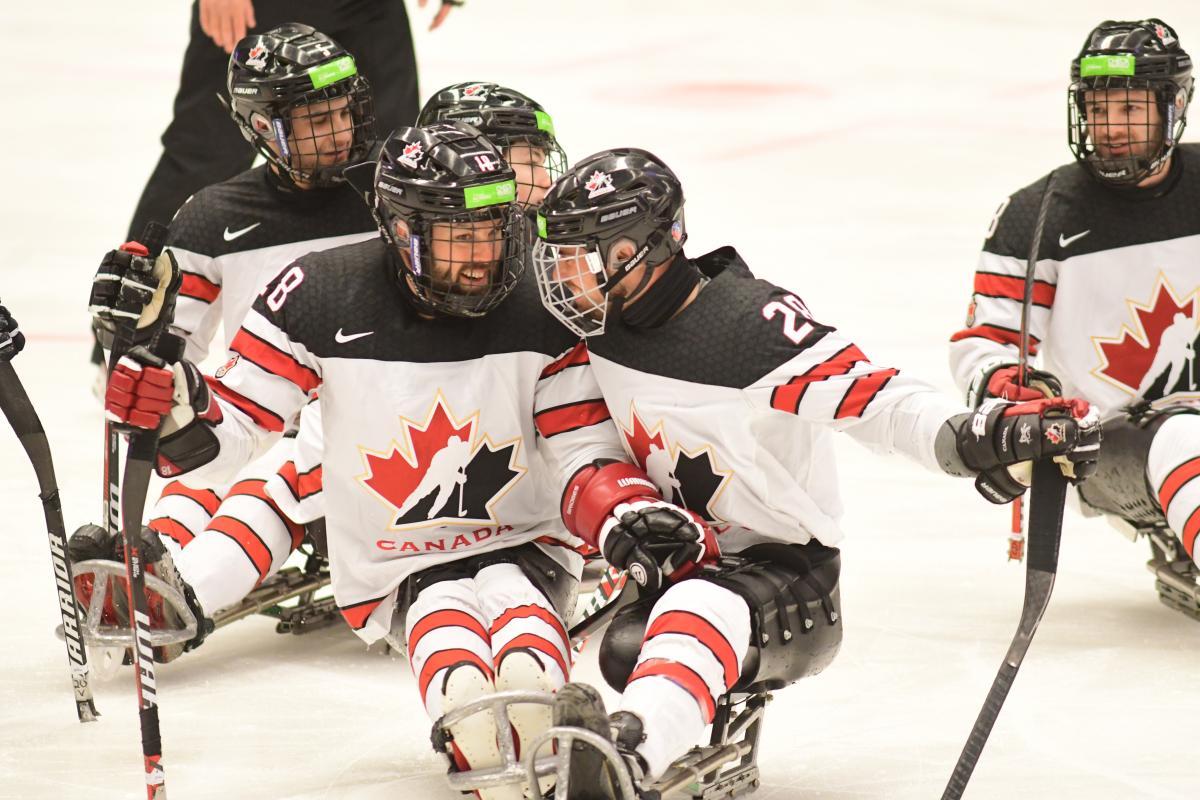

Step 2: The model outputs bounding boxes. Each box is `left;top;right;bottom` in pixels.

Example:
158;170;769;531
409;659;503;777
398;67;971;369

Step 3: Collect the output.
616;253;703;330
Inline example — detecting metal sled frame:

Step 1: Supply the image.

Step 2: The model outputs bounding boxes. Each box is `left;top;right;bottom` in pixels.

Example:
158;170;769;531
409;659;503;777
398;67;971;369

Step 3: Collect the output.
432;685;771;799
1143;526;1200;621
72;558;198;648
434;690;563;794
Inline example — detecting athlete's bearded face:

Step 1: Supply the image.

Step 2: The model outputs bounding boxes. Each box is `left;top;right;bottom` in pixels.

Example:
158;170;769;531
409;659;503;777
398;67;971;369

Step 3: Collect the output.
505;142;552;208
425;219;505;296
1083;87;1162;163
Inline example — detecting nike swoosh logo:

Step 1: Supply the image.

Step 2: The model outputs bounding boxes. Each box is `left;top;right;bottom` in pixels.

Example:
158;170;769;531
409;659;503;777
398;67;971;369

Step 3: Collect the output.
1058;229;1091;247
223;222;262;242
335;328;374;343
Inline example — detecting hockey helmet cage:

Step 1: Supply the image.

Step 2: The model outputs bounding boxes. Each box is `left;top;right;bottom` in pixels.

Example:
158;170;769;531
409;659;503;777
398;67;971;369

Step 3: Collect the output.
1069;18;1194;185
374;123;526;318
417;82;567;209
532;148;686;337
227;23;375;187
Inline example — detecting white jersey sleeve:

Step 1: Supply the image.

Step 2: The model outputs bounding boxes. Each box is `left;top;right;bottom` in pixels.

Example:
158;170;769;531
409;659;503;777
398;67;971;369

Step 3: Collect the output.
948;182;1059;399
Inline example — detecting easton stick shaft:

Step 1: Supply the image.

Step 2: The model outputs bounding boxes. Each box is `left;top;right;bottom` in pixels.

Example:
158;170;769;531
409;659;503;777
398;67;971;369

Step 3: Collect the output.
0;361;99;722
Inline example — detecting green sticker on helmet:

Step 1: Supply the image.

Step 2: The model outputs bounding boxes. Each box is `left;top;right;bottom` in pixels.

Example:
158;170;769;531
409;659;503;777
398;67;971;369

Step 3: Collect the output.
1080;54;1136;77
464;179;517;209
537;213;548;239
535;111;556;137
308;56;357;89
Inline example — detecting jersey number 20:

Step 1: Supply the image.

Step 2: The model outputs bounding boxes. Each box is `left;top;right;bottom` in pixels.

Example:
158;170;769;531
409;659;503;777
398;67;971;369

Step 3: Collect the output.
762;295;815;345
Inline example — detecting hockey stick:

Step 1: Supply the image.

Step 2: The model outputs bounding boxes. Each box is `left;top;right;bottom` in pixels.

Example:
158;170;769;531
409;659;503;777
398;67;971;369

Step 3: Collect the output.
102;221;173;799
941;458;1067;799
1008;170;1057;563
0;361;99;722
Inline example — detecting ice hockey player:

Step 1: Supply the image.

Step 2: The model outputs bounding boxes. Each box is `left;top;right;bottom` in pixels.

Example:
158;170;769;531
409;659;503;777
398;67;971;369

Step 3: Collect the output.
529;148;1104;797
0;301;24;361
949;18;1200;618
93;123;688;800
267;81;570;545
78;22;379;659
416;81;566;209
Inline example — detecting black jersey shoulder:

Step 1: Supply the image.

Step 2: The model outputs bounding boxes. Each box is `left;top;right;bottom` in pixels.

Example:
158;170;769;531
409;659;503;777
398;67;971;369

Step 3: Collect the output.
985;145;1200;261
256;238;578;363
587;247;836;388
165;166;377;259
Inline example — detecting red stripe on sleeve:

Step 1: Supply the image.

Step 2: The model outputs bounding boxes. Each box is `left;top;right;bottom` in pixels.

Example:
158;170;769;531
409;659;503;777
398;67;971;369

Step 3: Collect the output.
1157;456;1200;514
540;342;591;379
490;603;571;652
209;378;286;433
407;609;491;655
627;658;716;722
180;272;220;303
645;610;740;691
297;465;323;499
159;480;221;516
948;324;1039;351
416;649;494;703
973;274;1056;307
230;329;320;395
534;399;611;439
835;367;899;419
770;343;864;414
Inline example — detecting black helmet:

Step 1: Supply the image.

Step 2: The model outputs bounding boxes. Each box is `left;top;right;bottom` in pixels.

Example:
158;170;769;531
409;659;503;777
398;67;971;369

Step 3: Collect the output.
1068;19;1194;185
532;148;686;337
227;23;375;187
417;82;567;209
374;123;526;318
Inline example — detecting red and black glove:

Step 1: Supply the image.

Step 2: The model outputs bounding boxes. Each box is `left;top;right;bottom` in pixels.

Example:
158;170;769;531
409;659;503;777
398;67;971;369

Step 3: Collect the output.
967;361;1063;408
562;460;719;592
955;396;1101;504
104;346;176;429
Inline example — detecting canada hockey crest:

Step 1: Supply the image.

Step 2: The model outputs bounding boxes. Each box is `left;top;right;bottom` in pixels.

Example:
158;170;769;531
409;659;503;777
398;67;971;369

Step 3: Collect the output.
358;395;525;529
1092;275;1200;402
620;404;731;522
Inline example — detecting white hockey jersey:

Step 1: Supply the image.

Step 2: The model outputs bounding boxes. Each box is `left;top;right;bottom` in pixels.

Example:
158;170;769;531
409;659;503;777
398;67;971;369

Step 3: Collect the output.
190;237;625;642
950;147;1200;416
585;247;966;550
165;164;377;364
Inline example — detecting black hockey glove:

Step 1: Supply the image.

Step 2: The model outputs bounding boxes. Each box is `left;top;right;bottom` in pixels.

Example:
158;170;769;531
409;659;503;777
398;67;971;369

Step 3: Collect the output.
954;397;1101;504
599;500;720;593
0;300;25;361
967;361;1062;407
89;242;180;349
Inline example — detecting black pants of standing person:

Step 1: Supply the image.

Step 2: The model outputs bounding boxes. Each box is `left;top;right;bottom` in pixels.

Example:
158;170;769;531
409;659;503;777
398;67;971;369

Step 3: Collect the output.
125;0;419;241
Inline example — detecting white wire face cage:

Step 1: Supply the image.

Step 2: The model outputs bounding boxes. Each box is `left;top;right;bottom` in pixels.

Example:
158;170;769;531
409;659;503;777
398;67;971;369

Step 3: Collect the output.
532;238;612;337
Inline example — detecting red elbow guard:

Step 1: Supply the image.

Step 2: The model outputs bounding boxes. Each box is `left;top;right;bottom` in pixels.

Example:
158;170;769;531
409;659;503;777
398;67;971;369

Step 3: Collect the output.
561;460;661;547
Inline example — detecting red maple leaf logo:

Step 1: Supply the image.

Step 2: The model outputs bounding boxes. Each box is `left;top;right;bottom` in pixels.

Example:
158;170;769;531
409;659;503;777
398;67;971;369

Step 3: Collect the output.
360;398;474;520
1094;278;1196;393
620;406;666;469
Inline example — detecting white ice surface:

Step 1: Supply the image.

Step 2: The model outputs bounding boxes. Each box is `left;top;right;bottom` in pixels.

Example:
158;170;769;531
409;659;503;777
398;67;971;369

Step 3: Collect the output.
1;1;1198;798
